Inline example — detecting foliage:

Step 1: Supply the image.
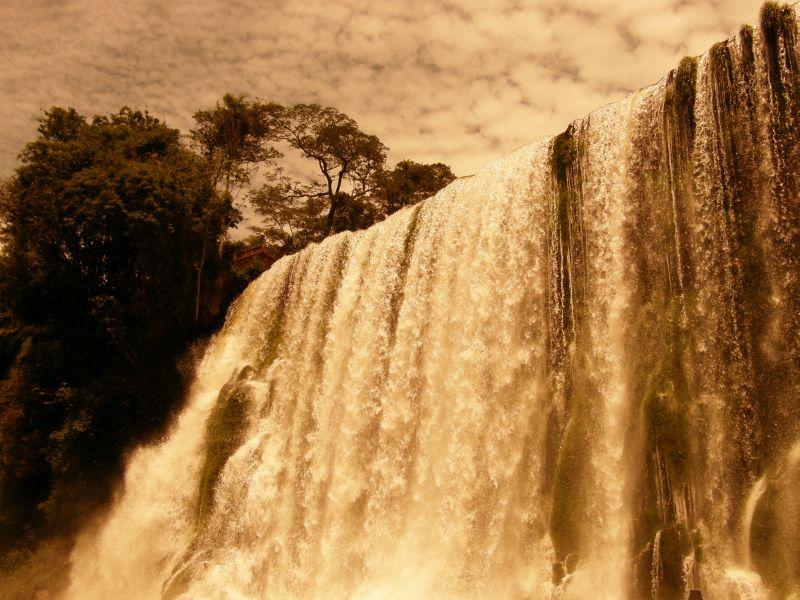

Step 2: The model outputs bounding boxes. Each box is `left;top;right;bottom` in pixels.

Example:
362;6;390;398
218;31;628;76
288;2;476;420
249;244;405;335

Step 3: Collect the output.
250;105;455;252
0;106;239;564
190;94;278;192
372;160;455;216
189;94;276;323
2;107;235;338
248;174;330;251
252;103;388;241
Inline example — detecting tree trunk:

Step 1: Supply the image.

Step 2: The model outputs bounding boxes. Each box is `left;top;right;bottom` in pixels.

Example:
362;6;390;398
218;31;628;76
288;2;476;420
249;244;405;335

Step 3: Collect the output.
194;236;207;327
195;176;229;327
326;193;339;235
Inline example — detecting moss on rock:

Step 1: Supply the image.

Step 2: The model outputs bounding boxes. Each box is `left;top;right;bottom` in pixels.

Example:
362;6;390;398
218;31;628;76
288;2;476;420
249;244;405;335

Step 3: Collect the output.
195;365;255;525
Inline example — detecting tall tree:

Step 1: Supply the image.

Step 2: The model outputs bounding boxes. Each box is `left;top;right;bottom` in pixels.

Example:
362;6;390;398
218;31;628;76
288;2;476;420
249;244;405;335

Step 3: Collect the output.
258;103;388;237
251;155;456;251
189;94;276;324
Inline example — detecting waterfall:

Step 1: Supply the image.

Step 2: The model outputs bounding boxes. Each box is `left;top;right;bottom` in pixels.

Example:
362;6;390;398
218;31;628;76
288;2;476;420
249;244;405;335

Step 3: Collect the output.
740;476;766;567
63;5;799;599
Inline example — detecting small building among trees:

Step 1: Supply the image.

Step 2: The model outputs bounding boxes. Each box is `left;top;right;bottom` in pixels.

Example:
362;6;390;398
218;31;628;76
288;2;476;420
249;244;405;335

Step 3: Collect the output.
231;243;282;273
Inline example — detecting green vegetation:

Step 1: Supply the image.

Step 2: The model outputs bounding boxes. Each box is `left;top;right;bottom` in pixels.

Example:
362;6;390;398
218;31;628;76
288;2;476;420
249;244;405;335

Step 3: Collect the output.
0;97;455;577
196;367;254;524
372;161;455;217
249;104;455;253
0;106;240;571
189;95;277;324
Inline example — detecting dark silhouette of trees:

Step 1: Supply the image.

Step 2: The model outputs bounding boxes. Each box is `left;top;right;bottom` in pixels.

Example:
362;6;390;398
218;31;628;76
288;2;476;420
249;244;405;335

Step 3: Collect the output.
0;106;240;565
373;160;456;216
189;94;277;324
249;105;456;252
252;104;387;241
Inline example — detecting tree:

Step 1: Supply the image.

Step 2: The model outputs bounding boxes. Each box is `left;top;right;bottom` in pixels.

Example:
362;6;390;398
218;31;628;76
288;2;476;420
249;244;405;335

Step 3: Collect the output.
372;160;456;216
189;94;277;324
247;180;327;251
0;106;238;560
249;106;456;253
251;158;456;252
2;106;234;341
254;104;388;240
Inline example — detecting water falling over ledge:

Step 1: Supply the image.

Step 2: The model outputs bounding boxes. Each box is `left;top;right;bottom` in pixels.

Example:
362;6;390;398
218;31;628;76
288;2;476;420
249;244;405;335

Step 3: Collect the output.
63;4;800;599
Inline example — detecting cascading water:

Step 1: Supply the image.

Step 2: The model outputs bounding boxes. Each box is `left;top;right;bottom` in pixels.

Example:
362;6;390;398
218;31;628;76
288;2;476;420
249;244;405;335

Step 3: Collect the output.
63;4;799;599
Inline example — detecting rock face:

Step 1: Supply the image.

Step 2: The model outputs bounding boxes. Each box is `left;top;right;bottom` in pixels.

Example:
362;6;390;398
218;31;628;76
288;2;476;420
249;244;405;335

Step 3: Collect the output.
62;4;799;599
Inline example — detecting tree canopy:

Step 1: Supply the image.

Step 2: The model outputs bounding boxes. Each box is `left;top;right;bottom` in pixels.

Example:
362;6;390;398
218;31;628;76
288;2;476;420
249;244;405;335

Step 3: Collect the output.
1;106;237;341
249;104;456;252
0;106;240;564
190;93;278;193
259;104;387;235
188;94;276;323
373;160;456;215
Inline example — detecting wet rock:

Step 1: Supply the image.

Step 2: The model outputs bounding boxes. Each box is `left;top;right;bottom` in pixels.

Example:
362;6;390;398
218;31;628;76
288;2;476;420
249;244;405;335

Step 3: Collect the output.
564;553;579;575
646;524;693;600
552;560;565;585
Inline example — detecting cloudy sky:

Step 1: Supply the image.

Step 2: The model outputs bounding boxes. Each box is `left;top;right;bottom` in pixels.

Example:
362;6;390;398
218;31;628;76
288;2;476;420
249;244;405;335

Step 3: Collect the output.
1;0;764;179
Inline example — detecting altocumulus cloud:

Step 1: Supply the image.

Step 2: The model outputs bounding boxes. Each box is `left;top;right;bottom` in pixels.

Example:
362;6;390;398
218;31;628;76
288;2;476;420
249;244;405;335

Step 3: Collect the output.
0;0;763;176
